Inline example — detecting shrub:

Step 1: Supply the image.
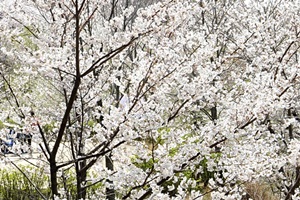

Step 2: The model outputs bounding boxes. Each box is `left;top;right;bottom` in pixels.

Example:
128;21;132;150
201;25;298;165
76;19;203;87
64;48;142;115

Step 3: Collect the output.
0;165;50;200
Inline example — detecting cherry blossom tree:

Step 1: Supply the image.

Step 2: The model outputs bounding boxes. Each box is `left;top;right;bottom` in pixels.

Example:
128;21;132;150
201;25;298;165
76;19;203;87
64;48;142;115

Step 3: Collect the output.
1;0;300;200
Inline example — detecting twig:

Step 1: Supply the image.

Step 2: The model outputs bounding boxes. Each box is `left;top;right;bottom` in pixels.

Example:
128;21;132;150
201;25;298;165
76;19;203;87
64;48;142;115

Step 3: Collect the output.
10;161;47;200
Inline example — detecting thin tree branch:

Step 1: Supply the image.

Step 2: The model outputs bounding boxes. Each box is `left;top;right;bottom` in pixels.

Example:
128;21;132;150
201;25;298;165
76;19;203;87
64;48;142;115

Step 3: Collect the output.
167;99;190;123
10;17;39;39
79;7;98;33
81;30;152;77
10;161;47;200
279;41;295;63
1;74;25;119
37;123;51;159
56;140;125;169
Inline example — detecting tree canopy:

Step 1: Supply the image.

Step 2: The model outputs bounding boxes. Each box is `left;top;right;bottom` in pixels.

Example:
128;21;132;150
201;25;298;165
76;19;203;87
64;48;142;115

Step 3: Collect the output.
0;0;300;199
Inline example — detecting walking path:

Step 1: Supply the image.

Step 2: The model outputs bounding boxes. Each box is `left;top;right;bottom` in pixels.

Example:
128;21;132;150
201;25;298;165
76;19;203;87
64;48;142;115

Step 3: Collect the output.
0;141;48;168
0;140;105;168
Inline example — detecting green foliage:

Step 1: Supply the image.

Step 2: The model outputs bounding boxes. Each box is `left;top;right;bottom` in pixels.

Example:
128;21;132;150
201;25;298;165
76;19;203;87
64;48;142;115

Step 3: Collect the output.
42;121;56;134
4;118;21;129
161;154;222;197
131;156;158;171
0;165;104;200
59;169;77;199
86;172;105;196
87;119;96;128
0;165;50;200
198;157;215;184
169;146;180;157
131;145;222;197
132;123;223;197
157;127;171;133
156;134;165;146
11;27;38;51
0;121;5;129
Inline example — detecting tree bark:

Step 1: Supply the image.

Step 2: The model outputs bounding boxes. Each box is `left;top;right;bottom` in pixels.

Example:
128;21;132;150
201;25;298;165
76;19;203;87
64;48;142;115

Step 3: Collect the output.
106;153;115;200
49;0;82;198
50;156;58;198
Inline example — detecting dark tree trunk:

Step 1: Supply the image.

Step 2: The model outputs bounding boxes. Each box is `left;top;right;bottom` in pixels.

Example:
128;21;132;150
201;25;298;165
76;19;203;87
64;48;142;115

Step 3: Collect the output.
50;156;58;199
106;153;115;200
76;159;87;199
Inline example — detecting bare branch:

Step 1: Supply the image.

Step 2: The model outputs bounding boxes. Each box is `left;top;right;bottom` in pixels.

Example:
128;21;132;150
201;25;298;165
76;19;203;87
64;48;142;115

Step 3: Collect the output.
79;7;98;33
167;99;190;123
10;17;39;39
81;30;152;77
37;123;51;159
1;74;25;119
10;162;47;200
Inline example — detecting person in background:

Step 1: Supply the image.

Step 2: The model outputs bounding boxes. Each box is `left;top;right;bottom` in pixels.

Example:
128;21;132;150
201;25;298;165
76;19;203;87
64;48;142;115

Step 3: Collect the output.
24;111;39;146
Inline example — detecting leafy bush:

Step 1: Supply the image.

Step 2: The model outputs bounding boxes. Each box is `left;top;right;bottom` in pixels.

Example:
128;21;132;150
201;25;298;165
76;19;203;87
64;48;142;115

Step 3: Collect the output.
0;165;50;200
0;165;104;200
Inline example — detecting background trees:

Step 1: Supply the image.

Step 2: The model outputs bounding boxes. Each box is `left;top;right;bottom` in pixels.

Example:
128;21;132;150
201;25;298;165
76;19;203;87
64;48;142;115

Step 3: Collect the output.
0;0;300;199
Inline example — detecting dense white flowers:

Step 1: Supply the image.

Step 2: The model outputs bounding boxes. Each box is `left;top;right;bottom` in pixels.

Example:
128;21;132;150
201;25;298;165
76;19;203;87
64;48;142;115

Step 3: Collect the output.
0;0;300;199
